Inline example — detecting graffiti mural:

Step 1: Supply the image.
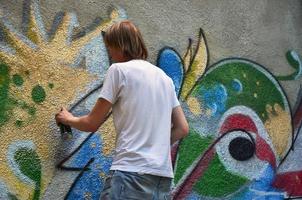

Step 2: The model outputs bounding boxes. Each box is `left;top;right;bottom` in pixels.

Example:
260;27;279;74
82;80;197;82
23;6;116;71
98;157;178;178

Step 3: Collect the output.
0;0;302;199
157;29;302;199
0;0;126;199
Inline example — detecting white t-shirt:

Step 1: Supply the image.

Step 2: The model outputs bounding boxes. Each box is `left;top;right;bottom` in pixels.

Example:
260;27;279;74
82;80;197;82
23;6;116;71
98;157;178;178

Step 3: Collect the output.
99;60;180;178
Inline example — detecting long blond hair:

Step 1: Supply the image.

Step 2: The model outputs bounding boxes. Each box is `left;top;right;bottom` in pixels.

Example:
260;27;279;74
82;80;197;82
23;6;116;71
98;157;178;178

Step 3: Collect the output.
104;20;148;60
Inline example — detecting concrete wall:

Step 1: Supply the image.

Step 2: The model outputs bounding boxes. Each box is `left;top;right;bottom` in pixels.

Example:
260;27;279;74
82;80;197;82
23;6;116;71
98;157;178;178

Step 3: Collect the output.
0;0;301;199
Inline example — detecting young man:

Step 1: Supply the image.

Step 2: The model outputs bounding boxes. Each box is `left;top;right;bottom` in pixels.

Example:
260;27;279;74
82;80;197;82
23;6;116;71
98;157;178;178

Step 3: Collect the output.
55;20;189;200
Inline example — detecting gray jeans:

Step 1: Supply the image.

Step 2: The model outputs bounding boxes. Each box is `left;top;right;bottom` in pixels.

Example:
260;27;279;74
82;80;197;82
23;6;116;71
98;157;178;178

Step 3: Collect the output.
100;170;172;200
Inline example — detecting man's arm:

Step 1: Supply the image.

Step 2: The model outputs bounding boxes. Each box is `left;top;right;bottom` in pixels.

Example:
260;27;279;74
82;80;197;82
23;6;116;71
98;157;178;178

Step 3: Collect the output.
55;98;112;132
171;106;189;145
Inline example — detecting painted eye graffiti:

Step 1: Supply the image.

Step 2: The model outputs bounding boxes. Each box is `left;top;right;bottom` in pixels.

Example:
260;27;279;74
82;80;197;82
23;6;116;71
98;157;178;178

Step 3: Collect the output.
170;55;295;199
228;134;255;161
155;28;302;199
216;107;278;178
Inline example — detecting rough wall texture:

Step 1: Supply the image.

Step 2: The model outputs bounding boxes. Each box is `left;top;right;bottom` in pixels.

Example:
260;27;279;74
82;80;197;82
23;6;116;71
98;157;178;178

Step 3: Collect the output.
0;0;301;199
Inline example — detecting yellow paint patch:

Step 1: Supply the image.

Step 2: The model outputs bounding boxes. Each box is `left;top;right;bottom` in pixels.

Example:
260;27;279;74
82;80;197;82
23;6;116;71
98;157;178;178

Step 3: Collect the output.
84;191;92;200
264;103;292;157
205;108;212;116
99;172;106;178
0;64;93;199
0;161;33;199
0;5;123;198
180;31;207;100
183;43;192;72
12;106;29;122
90;142;96;148
187;96;202;115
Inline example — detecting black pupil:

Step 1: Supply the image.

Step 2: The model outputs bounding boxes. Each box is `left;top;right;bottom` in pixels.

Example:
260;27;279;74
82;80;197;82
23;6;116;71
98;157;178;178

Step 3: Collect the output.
228;137;255;161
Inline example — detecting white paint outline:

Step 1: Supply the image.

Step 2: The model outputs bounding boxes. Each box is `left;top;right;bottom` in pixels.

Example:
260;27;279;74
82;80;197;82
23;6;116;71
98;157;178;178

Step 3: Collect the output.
6;140;36;187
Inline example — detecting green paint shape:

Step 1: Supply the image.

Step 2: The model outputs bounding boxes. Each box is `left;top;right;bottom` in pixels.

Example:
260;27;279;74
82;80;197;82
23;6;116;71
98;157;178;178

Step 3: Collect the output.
12;74;24;86
0;63;11;127
48;83;54;89
174;129;213;184
193;60;286;121
31;85;46;103
286;50;300;70
14;148;41;200
8;193;19;200
193;154;247;197
0;62;37;128
28;107;36;116
277;50;302;80
15;120;23;127
19;101;36;116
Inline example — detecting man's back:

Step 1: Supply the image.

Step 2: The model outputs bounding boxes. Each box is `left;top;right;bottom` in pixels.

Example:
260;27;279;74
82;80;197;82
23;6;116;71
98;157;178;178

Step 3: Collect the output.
100;60;179;178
